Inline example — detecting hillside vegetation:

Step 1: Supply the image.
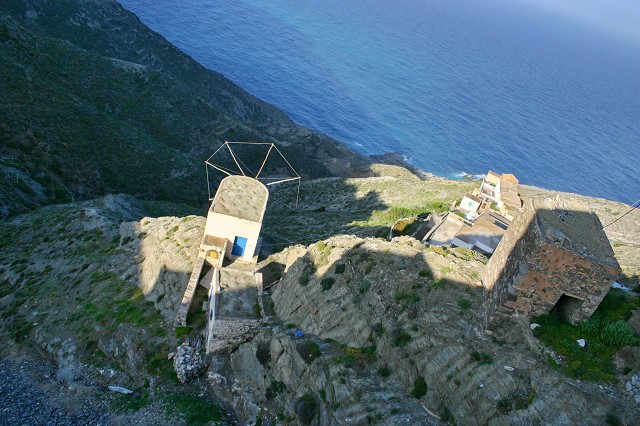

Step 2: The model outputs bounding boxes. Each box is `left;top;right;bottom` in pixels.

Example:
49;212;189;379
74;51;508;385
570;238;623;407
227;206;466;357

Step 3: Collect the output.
0;0;368;218
1;1;639;424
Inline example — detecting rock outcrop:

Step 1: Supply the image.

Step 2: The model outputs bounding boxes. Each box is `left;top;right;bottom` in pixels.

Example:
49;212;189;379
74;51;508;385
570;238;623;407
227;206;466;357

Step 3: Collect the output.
1;184;639;425
220;234;638;425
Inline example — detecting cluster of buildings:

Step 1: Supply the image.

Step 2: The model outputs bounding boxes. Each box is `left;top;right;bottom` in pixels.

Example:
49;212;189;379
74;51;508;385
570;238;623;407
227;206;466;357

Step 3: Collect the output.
423;171;522;255
422;170;621;325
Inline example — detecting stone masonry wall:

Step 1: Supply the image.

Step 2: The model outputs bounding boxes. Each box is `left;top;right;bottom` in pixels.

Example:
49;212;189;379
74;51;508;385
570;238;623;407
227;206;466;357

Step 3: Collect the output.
484;200;620;326
207;318;260;353
482;201;537;326
503;241;619;323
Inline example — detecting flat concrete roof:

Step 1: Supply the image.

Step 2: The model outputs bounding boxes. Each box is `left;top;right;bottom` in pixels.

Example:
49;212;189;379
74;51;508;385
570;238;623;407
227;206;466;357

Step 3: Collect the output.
211;176;268;223
454;212;509;251
218;268;259;319
484;171;501;185
428;213;464;245
462;193;482;204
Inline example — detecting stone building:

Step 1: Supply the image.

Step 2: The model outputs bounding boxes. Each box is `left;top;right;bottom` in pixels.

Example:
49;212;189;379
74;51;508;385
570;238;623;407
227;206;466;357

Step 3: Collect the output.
175;175;268;327
483;196;621;325
204;175;269;263
477;170;522;210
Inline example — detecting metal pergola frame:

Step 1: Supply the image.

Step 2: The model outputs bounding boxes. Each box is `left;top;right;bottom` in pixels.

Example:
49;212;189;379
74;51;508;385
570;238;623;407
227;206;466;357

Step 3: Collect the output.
205;141;302;206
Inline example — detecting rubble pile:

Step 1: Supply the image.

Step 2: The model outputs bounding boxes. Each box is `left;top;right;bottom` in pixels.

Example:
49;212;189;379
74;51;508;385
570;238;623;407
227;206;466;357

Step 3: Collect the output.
173;342;207;383
625;374;640;404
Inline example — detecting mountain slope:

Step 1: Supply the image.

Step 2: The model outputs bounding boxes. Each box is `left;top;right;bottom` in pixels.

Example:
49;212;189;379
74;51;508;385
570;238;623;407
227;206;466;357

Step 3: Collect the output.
1;173;638;424
0;0;369;218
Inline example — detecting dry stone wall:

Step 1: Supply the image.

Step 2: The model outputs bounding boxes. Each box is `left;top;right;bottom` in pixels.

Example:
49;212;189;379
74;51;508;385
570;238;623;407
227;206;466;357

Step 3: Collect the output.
208;318;260;353
483;204;537;325
483;199;621;325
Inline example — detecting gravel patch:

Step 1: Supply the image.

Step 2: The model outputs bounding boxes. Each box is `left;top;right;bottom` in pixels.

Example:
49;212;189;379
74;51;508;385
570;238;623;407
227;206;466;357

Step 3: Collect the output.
0;357;109;425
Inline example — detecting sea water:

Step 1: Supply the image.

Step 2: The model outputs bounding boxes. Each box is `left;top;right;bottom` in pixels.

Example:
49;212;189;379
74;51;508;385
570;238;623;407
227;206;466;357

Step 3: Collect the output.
118;0;639;203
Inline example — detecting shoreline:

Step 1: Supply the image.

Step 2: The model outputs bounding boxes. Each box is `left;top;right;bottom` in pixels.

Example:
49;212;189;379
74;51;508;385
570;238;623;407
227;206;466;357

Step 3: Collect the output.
367;151;637;208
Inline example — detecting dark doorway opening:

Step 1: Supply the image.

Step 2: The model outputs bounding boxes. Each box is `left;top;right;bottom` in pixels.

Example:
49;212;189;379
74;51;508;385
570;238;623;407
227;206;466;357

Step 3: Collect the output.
552;294;584;324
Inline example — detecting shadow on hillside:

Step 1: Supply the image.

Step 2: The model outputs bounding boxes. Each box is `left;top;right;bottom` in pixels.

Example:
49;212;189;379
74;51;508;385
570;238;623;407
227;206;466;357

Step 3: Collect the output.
272;240;486;340
259;240;529;425
133;195;634;425
261;178;392;252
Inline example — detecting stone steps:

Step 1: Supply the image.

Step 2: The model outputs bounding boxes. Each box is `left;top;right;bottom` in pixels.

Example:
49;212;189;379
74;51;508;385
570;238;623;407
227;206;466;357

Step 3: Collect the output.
174;247;207;327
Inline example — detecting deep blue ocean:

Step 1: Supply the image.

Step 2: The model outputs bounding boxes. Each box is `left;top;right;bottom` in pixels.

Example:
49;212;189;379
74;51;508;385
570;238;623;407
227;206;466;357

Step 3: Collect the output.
119;0;639;203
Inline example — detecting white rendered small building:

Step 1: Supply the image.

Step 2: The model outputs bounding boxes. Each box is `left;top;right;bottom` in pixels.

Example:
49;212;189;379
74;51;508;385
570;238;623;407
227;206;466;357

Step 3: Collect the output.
204;175;269;263
175;141;300;348
174;175;269;328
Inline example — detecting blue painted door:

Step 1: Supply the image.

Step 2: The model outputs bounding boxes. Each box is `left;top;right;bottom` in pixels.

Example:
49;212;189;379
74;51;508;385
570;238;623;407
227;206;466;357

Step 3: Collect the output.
232;236;248;256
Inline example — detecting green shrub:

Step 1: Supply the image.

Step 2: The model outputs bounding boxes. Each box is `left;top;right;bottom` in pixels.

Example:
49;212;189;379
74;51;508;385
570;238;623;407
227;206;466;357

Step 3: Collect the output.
471;351;493;365
496;398;512;413
371;322;385;337
410;377;427;398
320;277;336;291
392;217;421;236
10;319;33;342
418;268;432;278
334;345;376;368
378;366;391;377
393;329;412;347
601;321;640;348
296;341;321;364
394;292;420;305
454;247;476;261
256;342;270;366
165;393;228;425
298;266;313;286
364;259;375;275
266;381;286;400
457;298;472;310
514;389;536;410
357;279;371;294
596;289;640;321
605;413;623;426
441;406;454;424
335;263;346;274
429;279;446;291
296;393;318;425
315;241;333;265
532;289;640;382
174;326;190;338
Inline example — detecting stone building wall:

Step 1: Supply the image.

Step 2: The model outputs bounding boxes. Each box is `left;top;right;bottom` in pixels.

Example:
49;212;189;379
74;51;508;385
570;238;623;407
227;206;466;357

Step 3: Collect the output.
500;240;619;323
483;198;621;326
482;200;537;326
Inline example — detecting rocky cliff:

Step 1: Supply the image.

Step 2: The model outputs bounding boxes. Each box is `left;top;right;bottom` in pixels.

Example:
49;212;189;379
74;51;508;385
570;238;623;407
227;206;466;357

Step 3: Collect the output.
1;168;639;424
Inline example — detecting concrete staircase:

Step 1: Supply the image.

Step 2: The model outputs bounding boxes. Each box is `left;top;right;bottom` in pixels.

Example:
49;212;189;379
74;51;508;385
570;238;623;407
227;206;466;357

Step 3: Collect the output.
174;248;207;327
